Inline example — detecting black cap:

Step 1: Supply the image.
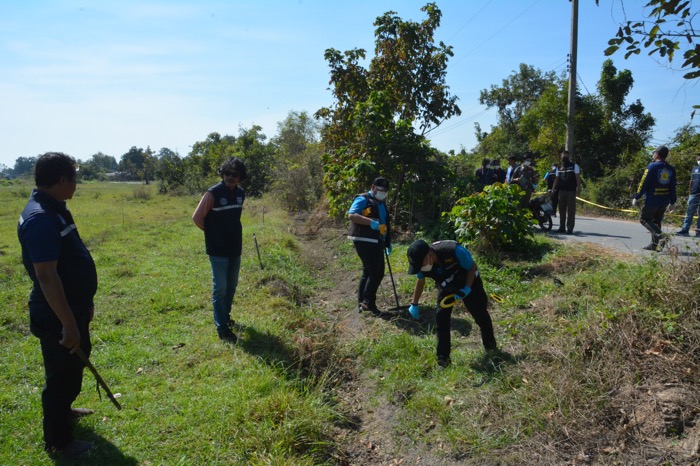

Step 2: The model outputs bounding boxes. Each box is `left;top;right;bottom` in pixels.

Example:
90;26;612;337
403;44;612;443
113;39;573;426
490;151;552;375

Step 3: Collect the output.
373;177;389;189
655;145;669;159
507;154;517;160
407;240;430;275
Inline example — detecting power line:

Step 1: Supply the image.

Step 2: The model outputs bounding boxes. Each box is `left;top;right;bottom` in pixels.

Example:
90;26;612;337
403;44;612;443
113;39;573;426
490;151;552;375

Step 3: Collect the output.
426;108;494;137
444;1;494;43
451;0;542;67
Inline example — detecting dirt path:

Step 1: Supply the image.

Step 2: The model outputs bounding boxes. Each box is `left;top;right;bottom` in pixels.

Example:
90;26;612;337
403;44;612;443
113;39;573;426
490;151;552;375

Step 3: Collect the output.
293;213;462;465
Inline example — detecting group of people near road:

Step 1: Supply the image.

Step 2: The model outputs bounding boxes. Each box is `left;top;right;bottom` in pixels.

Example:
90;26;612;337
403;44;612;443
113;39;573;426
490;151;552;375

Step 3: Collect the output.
14;144;697;458
475;149;583;233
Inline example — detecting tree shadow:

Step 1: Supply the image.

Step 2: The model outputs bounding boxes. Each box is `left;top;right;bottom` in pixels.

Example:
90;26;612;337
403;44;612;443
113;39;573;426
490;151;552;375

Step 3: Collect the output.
52;428;138;465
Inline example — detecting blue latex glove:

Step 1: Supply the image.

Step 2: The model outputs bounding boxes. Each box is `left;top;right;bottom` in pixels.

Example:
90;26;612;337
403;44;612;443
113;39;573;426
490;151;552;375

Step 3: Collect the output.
385;244;392;255
454;285;472;300
370;220;380;231
408;304;420;319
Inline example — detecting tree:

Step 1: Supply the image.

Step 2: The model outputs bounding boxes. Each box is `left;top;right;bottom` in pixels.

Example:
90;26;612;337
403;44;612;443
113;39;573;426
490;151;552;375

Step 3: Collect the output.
476;60;655;178
316;3;461;220
271;111;324;211
478;64;559;157
12;156;37;177
233;125;274;197
605;0;700;91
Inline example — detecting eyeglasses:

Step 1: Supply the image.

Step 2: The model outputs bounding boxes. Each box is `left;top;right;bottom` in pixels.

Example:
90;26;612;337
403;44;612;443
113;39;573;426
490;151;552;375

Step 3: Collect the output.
223;171;240;178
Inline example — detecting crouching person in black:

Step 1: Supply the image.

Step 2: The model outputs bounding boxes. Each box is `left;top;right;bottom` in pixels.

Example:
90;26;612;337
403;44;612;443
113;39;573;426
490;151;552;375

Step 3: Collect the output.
406;240;497;367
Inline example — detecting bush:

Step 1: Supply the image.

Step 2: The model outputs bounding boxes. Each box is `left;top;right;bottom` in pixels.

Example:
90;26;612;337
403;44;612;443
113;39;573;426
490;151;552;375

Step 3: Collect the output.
445;183;534;254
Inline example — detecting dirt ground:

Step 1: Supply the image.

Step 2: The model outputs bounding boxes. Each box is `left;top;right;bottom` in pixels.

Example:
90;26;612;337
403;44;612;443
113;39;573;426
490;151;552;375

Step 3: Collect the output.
292;212;700;466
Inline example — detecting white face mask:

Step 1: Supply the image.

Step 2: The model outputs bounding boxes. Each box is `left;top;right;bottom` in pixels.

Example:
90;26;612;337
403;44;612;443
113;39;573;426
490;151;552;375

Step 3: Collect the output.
523;161;531;166
420;264;432;272
696;160;700;166
374;190;388;201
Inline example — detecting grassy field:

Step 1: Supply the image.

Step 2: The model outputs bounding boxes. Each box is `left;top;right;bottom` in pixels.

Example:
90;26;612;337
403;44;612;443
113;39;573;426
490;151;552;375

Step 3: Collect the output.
1;181;698;465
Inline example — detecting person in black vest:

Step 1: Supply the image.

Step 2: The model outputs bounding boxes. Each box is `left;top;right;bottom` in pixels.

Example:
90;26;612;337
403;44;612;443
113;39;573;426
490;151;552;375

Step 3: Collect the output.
406;240;497;367
475;158;491;190
551;149;581;234
347;177;391;313
193;157;248;342
490;159;506;184
17;153;99;458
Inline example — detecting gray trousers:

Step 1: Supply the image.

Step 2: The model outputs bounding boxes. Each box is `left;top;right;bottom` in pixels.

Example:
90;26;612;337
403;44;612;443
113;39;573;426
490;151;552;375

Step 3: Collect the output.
558;190;577;231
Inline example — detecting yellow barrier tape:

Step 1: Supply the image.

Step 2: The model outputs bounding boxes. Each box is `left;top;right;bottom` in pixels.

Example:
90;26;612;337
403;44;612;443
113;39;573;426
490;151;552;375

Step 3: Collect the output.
575;196;694;219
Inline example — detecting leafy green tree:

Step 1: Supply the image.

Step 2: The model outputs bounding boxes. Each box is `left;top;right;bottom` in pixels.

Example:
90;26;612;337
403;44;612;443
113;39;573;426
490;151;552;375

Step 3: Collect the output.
478;64;558;156
605;0;700;85
574;60;655;178
155;147;185;193
89;152;117;171
12;156;37;177
316;3;461;220
271;111;324;211
233;125;274;197
185;132;238;194
118;147;145;180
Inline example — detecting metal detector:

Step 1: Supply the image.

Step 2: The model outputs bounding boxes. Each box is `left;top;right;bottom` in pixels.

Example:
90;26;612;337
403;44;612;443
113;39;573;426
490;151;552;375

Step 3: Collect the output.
385;249;410;312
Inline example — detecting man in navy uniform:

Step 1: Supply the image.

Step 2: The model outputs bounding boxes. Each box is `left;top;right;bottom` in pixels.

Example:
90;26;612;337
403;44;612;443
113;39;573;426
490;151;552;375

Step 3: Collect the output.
633;145;677;251
18;152;98;458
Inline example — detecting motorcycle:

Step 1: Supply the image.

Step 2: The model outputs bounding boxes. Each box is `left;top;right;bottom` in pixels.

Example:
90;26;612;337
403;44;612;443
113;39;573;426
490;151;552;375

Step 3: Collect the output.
529;193;553;232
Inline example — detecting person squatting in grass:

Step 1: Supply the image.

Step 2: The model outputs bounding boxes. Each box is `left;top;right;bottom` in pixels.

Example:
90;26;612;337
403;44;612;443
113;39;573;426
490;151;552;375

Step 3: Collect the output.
676;152;700;237
632;145;677;252
406;240;498;368
347;176;392;314
192;157;248;343
17;152;98;459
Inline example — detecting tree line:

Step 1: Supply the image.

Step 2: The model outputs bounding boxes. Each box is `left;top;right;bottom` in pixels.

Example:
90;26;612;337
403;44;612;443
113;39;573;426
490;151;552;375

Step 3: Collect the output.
3;2;699;239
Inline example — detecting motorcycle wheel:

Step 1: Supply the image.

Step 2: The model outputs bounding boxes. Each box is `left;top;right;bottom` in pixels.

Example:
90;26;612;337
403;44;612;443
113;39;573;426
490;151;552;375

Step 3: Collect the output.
538;210;553;232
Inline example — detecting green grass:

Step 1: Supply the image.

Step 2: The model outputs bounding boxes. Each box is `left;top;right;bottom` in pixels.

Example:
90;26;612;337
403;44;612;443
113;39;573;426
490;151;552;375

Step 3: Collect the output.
1;183;340;465
2;182;698;465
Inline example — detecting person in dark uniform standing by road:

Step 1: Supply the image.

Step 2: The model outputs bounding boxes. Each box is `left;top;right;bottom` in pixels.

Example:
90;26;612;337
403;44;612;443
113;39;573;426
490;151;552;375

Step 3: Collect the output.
552;149;581;234
17;152;99;459
348;177;391;313
633;145;677;251
406;239;497;367
193;157;248;342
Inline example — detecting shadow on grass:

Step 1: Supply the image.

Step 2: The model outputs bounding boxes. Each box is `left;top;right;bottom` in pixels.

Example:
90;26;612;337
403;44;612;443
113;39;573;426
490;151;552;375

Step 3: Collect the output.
469;349;522;386
236;324;295;368
53;427;138;465
364;306;475;338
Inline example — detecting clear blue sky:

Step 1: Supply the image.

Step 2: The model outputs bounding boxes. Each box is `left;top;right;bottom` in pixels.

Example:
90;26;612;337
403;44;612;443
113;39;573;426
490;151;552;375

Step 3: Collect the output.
1;0;697;168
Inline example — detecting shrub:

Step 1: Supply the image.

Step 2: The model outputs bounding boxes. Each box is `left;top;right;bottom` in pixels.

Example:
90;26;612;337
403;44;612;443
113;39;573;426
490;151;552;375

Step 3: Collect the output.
445;183;534;254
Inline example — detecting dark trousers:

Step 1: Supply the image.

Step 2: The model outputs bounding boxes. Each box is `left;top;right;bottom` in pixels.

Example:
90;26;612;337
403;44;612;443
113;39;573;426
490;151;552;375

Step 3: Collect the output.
38;319;91;450
558;190;577;231
640;204;667;245
435;276;497;361
353;240;385;308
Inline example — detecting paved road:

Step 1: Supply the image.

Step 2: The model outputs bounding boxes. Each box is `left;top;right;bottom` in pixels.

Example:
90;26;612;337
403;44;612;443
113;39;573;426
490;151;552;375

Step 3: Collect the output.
543;215;700;256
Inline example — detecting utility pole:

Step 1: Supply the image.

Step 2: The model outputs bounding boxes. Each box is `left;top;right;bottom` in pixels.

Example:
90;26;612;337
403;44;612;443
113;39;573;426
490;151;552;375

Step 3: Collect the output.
566;0;579;154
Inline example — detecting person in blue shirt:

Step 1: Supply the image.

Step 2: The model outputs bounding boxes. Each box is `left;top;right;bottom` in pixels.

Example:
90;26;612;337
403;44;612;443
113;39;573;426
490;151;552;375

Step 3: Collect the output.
406;240;497;367
676;153;700;237
633;145;677;251
17;152;98;459
347;177;391;313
